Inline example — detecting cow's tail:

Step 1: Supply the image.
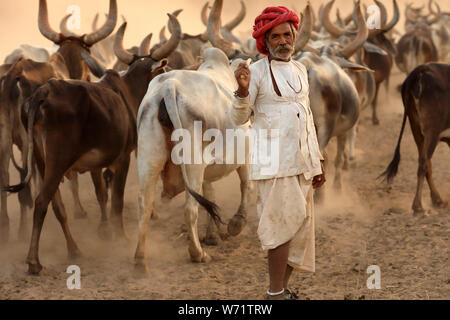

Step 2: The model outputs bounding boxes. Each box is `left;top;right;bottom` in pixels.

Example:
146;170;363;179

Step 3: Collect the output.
2;92;40;193
160;82;223;225
379;70;415;183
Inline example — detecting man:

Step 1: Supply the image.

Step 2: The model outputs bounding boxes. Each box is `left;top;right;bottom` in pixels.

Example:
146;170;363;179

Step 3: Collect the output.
231;6;326;300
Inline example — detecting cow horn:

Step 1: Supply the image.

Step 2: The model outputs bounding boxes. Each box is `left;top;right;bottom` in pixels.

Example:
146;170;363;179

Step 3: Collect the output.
159;26;168;43
426;0;441;24
374;0;387;27
295;4;313;54
223;0;246;32
336;8;344;27
314;3;324;32
92;13;100;31
38;0;62;43
84;0;117;46
168;9;183;35
201;2;210;26
81;51;106;78
151;13;181;61
339;1;368;59
139;34;153;56
382;0;399;32
60;14;78;37
114;22;134;64
207;0;238;58
323;0;346;37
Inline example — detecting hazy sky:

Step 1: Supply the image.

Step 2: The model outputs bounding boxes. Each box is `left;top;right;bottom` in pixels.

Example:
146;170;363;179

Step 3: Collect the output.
0;0;448;60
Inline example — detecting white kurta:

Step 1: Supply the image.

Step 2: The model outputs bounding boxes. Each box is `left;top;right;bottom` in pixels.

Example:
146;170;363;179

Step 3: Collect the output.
231;57;322;272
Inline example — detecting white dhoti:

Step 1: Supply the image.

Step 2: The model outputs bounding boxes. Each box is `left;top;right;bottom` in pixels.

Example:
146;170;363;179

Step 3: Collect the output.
256;174;315;273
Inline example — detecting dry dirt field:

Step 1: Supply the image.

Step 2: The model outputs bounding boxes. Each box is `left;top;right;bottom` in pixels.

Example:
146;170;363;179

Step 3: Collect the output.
0;67;448;300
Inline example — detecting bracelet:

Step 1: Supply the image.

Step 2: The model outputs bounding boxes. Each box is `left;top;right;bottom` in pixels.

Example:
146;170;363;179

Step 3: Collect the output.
266;289;285;296
234;90;248;100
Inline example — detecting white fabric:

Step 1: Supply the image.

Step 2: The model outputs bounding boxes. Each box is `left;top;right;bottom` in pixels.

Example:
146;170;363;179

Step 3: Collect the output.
256;174;315;273
231;57;323;180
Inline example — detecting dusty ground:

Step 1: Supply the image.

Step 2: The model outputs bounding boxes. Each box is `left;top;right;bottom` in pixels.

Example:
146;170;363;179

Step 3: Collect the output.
0;66;449;300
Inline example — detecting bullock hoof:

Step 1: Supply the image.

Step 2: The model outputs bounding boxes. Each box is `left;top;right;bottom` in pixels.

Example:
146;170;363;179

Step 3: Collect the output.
227;214;247;237
372;118;380;126
432;199;448;209
413;208;427;217
201;251;212;263
134;262;150;277
68;247;82;261
27;262;43;275
204;233;219;246
74;210;88;220
190;250;211;263
97;223;113;241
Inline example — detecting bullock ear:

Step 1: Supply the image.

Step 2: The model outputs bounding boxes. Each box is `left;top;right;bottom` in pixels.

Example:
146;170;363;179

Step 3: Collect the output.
363;42;388;56
335;57;375;72
152;58;168;72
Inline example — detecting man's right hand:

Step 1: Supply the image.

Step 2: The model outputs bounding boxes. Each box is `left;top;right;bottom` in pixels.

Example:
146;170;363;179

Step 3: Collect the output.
234;62;251;97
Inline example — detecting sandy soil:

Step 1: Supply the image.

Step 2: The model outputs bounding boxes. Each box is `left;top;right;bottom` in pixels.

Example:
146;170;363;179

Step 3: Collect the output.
0;65;448;300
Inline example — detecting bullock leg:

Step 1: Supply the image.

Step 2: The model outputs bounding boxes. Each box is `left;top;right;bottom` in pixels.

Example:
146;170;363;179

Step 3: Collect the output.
333;134;347;191
90;169;111;240
0;128;12;244
135;123;168;274
185;164;211;263
345;121;359;170
227;165;250;237
203;181;219;246
110;155;131;240
70;173;88;219
371;82;381;125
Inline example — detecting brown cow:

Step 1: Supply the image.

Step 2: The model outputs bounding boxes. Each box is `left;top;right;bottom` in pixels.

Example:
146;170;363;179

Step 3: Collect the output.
0;54;69;243
381;62;449;215
3;15;181;274
38;0;118;218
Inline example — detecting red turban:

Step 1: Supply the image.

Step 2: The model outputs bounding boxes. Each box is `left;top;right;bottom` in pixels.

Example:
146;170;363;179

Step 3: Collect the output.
252;6;300;56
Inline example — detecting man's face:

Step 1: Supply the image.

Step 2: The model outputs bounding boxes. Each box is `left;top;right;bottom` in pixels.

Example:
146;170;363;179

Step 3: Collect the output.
266;22;296;61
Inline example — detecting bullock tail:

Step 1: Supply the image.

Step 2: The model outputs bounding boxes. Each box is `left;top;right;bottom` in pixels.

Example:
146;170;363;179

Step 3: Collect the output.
2;93;40;193
159;84;223;225
379;72;414;183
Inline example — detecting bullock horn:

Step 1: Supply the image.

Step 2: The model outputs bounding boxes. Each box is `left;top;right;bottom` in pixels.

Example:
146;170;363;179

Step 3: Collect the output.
207;0;238;58
168;9;183;35
426;0;441;24
92;13;100;31
114;22;134;64
382;0;399;32
139;34;153;56
339;1;368;59
314;3;324;32
83;0;117;46
374;0;387;27
405;3;418;23
159;26;168;43
223;0;246;31
295;4;313;54
323;0;347;38
201;2;210;26
151;14;181;61
60;14;78;37
38;0;62;43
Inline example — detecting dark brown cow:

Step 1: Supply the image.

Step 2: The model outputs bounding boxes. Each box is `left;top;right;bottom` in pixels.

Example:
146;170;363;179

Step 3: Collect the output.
381;62;449;215
0;54;69;243
3;15;181;274
38;0;118;218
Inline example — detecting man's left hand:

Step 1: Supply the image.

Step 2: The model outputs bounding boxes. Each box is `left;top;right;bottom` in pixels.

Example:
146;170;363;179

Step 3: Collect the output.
312;161;326;189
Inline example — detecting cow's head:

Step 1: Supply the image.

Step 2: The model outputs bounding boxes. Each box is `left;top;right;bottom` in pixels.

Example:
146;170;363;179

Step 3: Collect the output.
38;0;117;81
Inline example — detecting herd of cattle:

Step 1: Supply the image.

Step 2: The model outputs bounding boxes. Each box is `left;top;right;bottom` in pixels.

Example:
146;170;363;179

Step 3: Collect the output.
0;0;448;275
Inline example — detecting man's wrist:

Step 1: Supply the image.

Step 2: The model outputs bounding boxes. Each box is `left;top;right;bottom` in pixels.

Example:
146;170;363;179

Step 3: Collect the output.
236;88;249;98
